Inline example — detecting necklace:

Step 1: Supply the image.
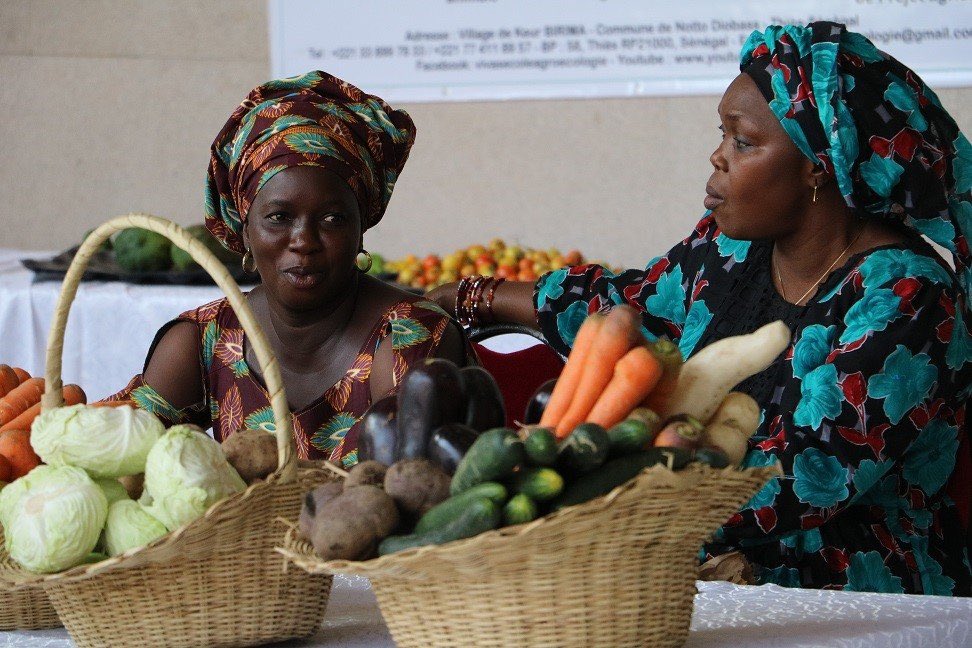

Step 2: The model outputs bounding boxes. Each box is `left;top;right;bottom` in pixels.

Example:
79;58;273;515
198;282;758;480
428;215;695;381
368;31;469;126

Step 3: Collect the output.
775;225;866;306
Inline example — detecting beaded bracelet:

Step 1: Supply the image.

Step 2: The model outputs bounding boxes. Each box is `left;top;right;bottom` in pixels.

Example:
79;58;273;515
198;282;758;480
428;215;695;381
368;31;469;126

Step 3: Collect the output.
483;277;506;324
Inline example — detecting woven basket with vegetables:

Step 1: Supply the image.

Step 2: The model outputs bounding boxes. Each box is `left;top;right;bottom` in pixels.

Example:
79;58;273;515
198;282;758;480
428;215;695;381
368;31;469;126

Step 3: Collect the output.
0;214;340;648
279;307;787;648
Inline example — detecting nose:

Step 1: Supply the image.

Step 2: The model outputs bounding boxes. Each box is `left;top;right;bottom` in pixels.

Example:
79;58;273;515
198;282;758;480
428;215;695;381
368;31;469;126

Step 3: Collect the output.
709;139;728;172
288;216;323;255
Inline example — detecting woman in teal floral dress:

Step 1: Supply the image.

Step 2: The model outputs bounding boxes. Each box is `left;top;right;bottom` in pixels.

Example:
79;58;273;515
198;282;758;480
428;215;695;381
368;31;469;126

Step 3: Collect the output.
432;23;972;594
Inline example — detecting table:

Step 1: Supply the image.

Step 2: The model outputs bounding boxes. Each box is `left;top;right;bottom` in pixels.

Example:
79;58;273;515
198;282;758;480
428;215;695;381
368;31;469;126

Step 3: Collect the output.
0;249;536;402
2;576;969;647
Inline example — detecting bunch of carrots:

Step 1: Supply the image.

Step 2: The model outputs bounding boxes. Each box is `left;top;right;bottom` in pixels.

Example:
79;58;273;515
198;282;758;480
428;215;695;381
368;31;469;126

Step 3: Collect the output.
0;364;86;483
540;306;681;439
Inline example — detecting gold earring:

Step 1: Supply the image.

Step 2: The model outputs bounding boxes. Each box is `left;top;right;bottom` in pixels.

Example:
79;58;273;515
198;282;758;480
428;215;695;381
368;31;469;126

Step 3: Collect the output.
242;249;257;273
811;185;818;204
355;249;373;273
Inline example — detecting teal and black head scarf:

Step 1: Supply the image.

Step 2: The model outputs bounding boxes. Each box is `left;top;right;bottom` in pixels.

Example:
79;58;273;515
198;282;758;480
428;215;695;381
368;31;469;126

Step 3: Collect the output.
739;22;972;299
205;71;416;254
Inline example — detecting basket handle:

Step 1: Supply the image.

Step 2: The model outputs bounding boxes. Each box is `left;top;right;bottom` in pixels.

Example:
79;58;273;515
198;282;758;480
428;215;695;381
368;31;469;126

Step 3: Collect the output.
41;213;317;484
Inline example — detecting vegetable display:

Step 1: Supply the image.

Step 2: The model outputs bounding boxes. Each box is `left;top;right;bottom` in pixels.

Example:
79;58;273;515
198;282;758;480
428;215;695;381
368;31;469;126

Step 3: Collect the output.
357;358;506;472
295;305;788;560
0;403;252;574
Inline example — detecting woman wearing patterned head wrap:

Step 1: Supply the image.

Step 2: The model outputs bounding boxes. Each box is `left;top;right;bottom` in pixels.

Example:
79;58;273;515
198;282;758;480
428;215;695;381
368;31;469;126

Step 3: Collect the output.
431;22;972;593
108;71;472;468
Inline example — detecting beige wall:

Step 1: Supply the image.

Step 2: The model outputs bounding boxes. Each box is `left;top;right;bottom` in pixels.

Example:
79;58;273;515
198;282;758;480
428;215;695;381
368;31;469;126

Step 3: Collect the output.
3;1;972;268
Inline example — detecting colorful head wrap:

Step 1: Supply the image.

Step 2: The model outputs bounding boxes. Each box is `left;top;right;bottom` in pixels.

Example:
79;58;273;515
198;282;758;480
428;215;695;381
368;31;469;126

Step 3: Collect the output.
739;22;972;298
205;70;416;254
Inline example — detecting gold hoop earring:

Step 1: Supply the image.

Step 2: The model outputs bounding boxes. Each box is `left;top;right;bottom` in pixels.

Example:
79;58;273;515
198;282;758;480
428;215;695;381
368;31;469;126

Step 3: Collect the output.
355;249;373;273
811;185;818;204
242;249;257;273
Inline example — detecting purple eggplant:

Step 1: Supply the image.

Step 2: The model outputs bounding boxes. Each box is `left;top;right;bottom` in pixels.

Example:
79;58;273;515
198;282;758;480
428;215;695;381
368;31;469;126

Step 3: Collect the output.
458;365;506;432
358;394;398;466
396;358;464;460
523;378;558;425
427;423;480;474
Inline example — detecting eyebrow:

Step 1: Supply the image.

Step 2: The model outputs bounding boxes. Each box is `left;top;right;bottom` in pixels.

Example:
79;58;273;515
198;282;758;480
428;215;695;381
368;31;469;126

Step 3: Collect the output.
260;197;348;210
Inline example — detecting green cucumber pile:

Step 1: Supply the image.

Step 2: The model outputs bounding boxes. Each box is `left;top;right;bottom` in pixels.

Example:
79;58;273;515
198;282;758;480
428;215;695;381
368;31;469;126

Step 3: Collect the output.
377;415;729;556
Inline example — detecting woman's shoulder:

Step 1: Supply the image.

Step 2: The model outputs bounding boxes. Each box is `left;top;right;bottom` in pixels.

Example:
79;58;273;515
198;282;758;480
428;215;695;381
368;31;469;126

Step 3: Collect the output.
176;296;233;326
363;276;452;322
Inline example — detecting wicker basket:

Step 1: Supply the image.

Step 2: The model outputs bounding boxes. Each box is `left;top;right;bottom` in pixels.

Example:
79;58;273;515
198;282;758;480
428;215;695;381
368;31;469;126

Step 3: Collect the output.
280;461;780;648
0;214;343;647
0;529;61;631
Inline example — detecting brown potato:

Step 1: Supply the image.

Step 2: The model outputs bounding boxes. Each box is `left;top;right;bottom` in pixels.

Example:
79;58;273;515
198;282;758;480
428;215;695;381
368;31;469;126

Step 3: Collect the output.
298;481;345;542
383;458;451;518
309;485;399;561
118;473;144;500
221;428;278;483
345;460;388;489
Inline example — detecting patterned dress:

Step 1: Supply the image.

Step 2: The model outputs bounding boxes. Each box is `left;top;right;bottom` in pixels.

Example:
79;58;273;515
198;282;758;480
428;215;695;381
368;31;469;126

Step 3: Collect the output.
535;215;972;595
108;296;457;469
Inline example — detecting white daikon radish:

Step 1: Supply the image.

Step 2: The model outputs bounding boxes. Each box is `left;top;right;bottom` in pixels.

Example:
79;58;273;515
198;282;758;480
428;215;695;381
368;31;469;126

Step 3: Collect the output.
661;321;791;422
703;392;762;464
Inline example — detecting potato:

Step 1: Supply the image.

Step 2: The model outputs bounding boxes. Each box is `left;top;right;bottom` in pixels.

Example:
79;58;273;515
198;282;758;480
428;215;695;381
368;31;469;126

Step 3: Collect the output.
703;392;761;465
309;485;399;561
383;458;451;518
345;460;388;489
299;481;345;542
221;428;278;483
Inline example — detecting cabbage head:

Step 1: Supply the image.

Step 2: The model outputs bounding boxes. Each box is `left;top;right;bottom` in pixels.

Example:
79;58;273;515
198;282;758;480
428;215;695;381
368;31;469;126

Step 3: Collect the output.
0;465;108;573
143;425;245;531
95;478;130;506
32;404;164;478
102;500;167;557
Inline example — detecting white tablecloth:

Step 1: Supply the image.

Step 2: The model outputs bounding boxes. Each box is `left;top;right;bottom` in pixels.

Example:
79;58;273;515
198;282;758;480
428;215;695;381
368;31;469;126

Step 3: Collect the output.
0;249;536;402
2;576;969;647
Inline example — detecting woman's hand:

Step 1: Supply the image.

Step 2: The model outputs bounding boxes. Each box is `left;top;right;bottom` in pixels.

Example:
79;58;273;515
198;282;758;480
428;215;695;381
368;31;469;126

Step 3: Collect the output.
426;281;460;317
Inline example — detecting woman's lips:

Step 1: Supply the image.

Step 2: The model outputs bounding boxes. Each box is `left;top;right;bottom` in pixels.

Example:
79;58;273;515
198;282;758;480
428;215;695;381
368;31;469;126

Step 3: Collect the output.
283;267;324;289
704;185;724;210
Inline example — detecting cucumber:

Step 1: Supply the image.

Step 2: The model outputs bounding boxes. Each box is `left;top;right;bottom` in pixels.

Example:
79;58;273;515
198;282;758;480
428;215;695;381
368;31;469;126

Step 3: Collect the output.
557;423;610;474
510;467;564;502
523;427;558;466
607;419;652;456
378;497;501;555
503;493;538;526
450;428;526;495
414;482;508;535
552;448;694;510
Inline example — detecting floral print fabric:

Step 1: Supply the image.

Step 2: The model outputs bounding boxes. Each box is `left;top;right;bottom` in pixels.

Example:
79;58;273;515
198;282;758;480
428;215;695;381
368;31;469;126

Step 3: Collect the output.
108;296;455;469
534;215;971;594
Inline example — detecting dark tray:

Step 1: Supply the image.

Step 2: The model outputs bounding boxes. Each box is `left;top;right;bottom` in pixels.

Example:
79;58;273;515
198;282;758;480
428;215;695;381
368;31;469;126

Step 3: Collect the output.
21;246;260;286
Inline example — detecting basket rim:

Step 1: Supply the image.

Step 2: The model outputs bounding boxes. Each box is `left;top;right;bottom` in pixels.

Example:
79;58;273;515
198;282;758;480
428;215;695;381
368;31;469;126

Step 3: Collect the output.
0;466;338;588
276;462;782;577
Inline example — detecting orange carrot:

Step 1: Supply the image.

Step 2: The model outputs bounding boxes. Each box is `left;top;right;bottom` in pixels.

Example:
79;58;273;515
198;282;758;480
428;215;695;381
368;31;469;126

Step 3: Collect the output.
555;306;645;438
12;367;30;383
0;377;45;426
539;313;605;429
586;346;664;429
0;429;40;479
0;384;86;433
642;339;684;412
0;365;18;398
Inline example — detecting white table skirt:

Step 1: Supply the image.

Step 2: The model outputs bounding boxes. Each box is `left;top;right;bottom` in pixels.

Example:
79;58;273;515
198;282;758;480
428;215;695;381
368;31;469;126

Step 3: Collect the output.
0;249;536;402
2;576;969;647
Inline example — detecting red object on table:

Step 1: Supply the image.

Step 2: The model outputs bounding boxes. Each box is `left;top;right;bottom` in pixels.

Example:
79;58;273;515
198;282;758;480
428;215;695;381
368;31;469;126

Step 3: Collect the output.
472;342;564;428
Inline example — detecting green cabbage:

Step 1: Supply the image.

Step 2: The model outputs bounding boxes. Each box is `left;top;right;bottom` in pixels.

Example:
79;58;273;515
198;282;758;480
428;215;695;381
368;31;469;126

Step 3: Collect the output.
142;425;246;531
0;465;108;573
95;478;130;505
31;404;164;478
102;500;167;557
